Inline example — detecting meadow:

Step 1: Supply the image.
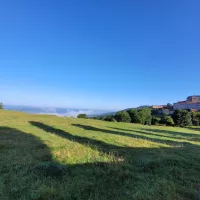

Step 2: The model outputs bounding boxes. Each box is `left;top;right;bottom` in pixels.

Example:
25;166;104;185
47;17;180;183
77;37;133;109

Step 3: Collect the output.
0;110;200;200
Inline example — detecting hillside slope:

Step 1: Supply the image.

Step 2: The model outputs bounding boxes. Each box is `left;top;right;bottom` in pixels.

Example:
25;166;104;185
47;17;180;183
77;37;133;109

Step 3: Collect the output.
0;110;200;200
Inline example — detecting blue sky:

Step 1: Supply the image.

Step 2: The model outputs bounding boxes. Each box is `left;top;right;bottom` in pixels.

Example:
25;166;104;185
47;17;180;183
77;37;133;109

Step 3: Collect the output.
0;0;200;110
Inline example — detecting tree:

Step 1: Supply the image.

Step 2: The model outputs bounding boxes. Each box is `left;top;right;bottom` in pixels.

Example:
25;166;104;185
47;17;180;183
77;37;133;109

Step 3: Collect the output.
151;116;161;125
167;103;173;110
99;116;105;120
161;116;174;126
77;114;87;119
127;109;140;123
114;111;131;123
127;108;152;125
151;108;161;116
192;112;200;126
183;111;193;126
104;115;116;122
138;108;152;125
0;102;3;110
172;110;192;127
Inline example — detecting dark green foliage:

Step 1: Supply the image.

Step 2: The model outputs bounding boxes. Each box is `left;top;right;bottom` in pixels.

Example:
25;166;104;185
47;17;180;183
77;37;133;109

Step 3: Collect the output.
141;108;152;125
160;116;174;126
114;111;131;123
181;110;192;126
192;119;199;126
94;116;105;120
151;116;161;125
151;108;165;116
192;112;200;126
0;102;3;109
127;109;140;123
151;108;160;116
104;115;116;122
77;114;87;119
172;110;192;127
167;103;173;110
128;108;152;125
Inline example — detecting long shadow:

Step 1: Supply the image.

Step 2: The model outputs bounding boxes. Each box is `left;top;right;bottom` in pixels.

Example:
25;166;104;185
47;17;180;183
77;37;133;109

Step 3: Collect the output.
142;128;200;138
108;126;200;138
0;126;55;199
108;126;200;142
0;126;53;164
187;127;200;132
29;121;120;156
72;123;192;146
2;122;200;199
142;128;200;142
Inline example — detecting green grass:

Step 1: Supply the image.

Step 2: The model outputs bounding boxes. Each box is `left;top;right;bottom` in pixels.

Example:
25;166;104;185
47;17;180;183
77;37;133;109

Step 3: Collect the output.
0;110;200;200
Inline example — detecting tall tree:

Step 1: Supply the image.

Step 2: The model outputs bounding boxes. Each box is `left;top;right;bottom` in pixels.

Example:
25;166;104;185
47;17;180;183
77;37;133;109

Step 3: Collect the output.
114;111;131;123
167;103;173;110
128;108;152;125
172;110;192;127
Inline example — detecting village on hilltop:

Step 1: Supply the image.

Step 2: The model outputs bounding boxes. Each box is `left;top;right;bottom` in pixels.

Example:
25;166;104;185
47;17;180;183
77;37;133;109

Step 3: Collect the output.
149;95;200;115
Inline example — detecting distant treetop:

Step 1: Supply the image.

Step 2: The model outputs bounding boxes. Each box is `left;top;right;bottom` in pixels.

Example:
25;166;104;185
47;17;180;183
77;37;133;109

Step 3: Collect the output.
77;114;87;119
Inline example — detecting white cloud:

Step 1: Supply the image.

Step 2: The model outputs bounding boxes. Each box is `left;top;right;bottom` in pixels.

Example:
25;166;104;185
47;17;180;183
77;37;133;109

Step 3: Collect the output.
37;109;107;117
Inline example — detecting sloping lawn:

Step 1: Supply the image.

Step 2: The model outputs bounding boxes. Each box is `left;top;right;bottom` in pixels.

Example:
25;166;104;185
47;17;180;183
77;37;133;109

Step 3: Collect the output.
0;110;200;200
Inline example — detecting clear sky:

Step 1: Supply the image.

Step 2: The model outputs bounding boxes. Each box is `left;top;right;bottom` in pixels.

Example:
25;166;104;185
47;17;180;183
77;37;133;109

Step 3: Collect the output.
0;0;200;110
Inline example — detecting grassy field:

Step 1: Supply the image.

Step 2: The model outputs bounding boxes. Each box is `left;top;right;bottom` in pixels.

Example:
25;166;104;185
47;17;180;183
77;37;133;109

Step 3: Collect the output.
0;110;200;200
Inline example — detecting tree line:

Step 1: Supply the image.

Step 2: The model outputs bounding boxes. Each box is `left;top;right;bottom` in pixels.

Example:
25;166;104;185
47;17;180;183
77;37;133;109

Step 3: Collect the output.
78;108;200;127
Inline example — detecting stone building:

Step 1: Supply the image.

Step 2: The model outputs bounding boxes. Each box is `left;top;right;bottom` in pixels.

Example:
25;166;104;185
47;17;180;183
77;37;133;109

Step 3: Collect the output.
173;96;200;110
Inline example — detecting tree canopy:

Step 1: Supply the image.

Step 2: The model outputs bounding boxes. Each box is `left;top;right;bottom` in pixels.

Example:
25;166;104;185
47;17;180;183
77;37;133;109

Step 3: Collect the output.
114;111;131;123
172;110;192;127
77;114;87;119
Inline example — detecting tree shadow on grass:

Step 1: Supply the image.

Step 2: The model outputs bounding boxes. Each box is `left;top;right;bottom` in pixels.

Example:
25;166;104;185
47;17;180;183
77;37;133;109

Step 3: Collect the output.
0;126;56;199
142;127;200;137
1;122;200;199
72;124;192;146
107;126;183;140
187;127;200;132
107;126;200;142
142;128;200;142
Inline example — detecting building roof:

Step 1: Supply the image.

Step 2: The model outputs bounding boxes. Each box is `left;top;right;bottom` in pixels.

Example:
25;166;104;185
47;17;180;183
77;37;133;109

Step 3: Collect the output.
152;105;164;109
177;101;186;104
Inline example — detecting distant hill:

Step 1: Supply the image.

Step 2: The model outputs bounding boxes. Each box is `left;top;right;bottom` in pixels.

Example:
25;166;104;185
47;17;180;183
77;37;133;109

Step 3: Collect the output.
4;105;114;118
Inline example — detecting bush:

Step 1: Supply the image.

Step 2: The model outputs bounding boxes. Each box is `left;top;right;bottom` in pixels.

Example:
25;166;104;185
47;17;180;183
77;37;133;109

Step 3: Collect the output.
97;116;105;120
192;120;199;126
128;108;152;125
167;103;173;110
104;115;116;122
161;116;174;126
172;110;192;127
128;109;140;123
151;116;161;125
114;111;131;123
77;114;87;119
192;112;200;126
